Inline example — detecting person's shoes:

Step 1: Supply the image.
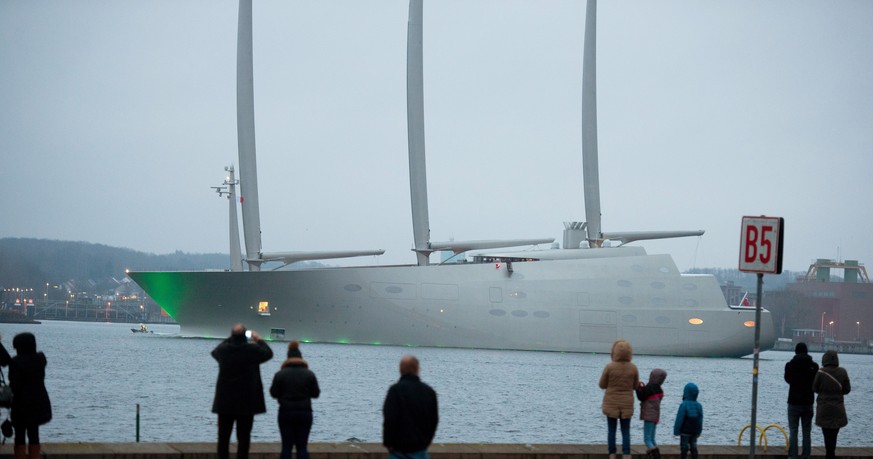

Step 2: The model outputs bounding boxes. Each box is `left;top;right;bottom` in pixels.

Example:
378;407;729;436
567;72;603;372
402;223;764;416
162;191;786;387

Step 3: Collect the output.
609;454;616;459
14;445;26;459
27;444;41;459
652;447;661;459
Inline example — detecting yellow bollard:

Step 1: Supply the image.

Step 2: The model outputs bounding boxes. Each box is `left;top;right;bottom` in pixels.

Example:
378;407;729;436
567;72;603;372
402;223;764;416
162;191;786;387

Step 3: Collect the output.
738;423;788;452
761;424;789;452
738;424;768;451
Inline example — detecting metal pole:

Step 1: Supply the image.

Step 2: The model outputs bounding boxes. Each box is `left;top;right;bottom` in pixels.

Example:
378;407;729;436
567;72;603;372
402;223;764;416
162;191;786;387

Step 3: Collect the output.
136;403;140;442
749;272;763;459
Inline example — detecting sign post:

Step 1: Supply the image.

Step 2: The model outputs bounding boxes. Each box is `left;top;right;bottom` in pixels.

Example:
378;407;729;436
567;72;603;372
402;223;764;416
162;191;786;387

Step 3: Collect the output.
738;216;784;459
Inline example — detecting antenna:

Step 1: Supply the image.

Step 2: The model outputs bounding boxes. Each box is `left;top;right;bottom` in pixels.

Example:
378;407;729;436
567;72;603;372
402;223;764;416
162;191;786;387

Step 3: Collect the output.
214;165;243;271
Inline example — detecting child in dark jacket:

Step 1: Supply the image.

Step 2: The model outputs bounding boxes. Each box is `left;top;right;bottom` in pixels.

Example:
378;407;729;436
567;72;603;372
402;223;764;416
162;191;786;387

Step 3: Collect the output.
673;382;703;459
636;368;667;459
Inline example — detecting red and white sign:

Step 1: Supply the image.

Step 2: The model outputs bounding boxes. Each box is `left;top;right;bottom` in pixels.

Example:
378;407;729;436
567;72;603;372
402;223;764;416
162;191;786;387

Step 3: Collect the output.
739;216;784;274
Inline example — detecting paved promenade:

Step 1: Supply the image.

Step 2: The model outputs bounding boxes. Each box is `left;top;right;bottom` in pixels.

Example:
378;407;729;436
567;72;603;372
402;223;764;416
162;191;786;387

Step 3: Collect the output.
2;443;873;459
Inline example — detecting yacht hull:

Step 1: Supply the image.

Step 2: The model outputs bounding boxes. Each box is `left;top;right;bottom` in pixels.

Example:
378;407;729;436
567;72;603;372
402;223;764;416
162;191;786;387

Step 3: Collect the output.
129;252;774;357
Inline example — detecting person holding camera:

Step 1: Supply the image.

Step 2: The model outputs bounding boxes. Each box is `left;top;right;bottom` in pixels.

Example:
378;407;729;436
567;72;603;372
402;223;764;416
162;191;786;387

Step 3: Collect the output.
211;324;274;459
0;333;52;459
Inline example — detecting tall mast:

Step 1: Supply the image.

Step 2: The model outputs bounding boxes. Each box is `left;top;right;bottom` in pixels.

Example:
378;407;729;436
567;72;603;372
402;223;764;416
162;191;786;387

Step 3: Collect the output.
237;0;262;270
407;0;431;266
582;0;603;247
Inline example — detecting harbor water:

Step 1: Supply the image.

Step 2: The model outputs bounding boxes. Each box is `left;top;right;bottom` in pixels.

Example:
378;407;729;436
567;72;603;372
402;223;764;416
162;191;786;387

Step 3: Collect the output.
0;320;870;445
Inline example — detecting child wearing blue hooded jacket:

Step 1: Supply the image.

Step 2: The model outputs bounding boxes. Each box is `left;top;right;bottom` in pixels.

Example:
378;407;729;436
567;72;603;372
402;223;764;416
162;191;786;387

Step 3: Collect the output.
673;382;703;459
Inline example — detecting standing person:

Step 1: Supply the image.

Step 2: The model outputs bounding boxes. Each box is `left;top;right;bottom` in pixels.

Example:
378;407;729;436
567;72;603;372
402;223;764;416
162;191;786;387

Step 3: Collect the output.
270;341;320;459
598;339;639;459
813;350;851;459
382;355;439;459
673;382;703;459
0;333;52;459
211;324;274;459
636;368;667;459
784;342;818;459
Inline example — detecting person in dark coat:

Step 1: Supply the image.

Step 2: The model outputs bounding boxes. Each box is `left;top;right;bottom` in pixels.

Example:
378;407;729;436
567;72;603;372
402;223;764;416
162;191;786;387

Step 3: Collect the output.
211;324;274;459
784;342;818;459
813;350;851;459
382;355;439;459
270;340;320;459
0;332;52;459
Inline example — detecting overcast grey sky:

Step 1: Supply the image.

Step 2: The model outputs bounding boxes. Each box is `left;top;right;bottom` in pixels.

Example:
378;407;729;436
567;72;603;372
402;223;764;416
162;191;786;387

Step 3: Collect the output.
2;0;872;272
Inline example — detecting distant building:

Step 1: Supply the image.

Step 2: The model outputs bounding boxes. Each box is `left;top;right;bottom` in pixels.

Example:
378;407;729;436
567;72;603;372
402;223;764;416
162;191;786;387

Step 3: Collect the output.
785;259;870;343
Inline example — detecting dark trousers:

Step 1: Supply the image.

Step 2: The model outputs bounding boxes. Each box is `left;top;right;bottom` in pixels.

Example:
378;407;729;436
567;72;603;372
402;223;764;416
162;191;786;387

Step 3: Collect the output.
278;408;313;459
680;434;698;459
606;417;630;455
12;421;39;446
787;403;813;459
821;427;840;459
217;413;254;459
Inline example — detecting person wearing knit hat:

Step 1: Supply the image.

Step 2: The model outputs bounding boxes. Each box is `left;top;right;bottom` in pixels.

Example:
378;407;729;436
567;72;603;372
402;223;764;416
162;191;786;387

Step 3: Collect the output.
784;342;818;459
271;340;320;459
287;340;303;359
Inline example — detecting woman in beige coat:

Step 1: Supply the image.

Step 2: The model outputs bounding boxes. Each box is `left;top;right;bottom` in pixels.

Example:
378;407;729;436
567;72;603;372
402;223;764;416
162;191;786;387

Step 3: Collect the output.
599;339;639;458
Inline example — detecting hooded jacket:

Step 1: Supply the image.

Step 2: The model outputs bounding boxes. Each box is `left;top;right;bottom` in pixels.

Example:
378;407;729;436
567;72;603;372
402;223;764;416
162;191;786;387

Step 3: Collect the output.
598;340;639;419
636;368;667;423
0;334;52;426
673;383;703;437
812;350;851;429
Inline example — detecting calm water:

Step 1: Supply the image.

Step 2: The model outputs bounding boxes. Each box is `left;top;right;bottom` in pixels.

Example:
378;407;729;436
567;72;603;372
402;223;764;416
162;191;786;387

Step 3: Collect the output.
0;320;870;445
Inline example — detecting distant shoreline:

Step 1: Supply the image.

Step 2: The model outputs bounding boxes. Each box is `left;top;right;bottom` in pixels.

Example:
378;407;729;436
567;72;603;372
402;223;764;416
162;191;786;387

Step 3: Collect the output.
772;338;872;355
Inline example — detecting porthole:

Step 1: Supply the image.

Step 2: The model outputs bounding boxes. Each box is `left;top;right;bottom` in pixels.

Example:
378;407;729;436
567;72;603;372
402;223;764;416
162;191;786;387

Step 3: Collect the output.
511;310;528;317
650;281;665;289
385;286;403;294
344;284;362;292
489;309;506;317
619;296;634;305
617;280;633;288
533;311;550;319
689;318;703;325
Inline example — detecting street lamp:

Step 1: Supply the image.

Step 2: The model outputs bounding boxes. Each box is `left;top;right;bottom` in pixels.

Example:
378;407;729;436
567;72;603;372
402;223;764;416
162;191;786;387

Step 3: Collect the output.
857;321;861;341
829;320;835;340
820;312;826;341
